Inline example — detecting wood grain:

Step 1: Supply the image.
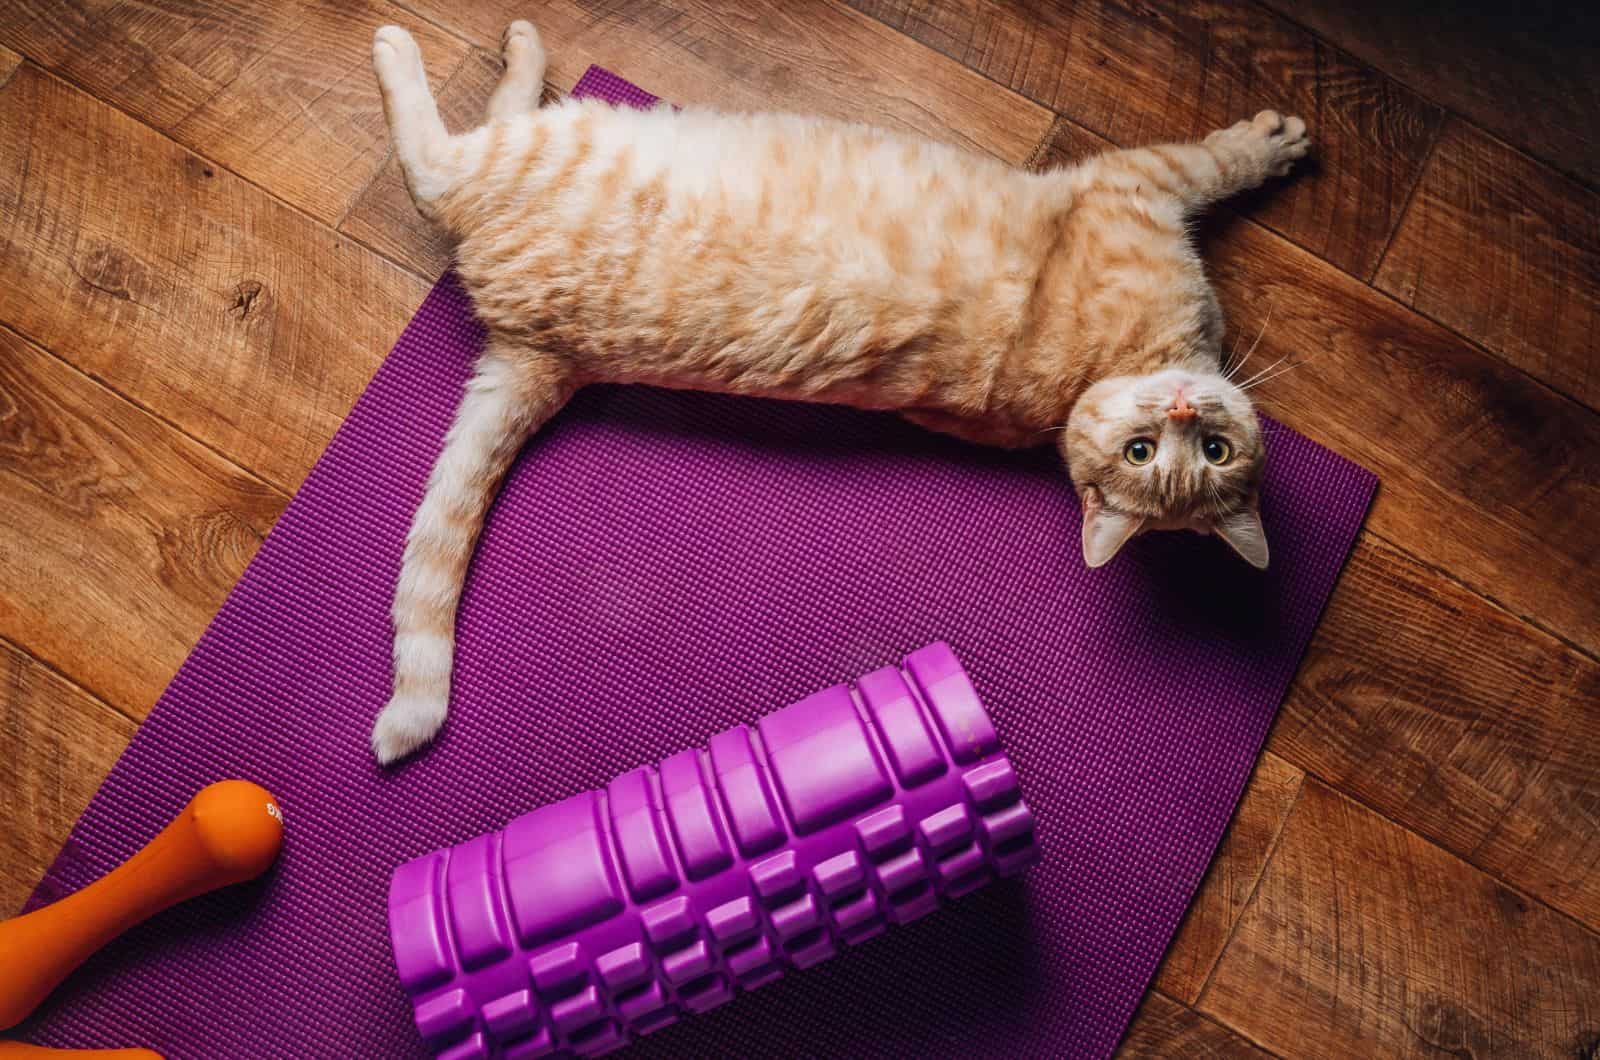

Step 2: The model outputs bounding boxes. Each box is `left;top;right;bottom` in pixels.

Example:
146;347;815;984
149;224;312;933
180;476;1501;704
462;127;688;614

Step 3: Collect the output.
1377;120;1600;412
395;0;1052;164
847;0;1444;280
0;43;19;86
0;63;431;492
1209;219;1600;656
1260;0;1600;190
1118;990;1274;1059
1201;780;1600;1059
1030;121;1600;658
0;639;136;915
0;326;285;716
341;47;513;279
1273;533;1600;930
0;0;467;225
1155;754;1305;1004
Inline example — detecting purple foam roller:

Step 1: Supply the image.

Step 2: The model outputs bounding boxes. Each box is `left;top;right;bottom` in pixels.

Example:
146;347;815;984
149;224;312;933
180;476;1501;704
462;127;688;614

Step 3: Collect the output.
387;642;1038;1057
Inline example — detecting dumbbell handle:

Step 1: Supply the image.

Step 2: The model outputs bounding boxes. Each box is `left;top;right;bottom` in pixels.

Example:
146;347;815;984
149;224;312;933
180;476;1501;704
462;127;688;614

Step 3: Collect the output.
0;781;283;1030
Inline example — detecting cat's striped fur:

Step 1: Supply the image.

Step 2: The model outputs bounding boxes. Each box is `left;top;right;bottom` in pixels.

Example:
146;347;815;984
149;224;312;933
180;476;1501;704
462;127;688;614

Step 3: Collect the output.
369;21;1309;763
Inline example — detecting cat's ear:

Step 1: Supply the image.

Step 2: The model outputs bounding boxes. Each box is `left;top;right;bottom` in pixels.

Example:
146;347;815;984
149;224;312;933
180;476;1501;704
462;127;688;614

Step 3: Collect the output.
1214;500;1269;570
1081;487;1145;568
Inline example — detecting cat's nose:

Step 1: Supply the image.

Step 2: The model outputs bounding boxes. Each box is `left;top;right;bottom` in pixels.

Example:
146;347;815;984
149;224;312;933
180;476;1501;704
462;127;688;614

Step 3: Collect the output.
1166;392;1198;421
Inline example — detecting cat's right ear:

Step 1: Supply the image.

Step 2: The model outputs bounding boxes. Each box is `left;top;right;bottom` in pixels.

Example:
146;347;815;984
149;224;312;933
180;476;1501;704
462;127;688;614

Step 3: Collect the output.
1081;487;1145;568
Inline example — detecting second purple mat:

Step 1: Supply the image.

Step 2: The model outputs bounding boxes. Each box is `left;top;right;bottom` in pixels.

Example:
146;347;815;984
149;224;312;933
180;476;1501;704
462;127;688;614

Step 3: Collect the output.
19;66;1375;1059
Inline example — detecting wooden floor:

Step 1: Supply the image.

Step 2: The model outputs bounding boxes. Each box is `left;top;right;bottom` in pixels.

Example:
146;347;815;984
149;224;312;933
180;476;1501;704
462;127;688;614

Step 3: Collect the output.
2;2;1597;1056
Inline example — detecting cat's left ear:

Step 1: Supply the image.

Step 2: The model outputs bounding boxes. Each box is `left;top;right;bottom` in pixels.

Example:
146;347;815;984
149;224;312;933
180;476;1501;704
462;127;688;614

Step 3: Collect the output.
1081;487;1145;568
1213;498;1269;570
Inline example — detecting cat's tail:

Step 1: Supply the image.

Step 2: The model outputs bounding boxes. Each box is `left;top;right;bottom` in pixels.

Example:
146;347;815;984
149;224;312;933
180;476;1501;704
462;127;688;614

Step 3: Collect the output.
371;350;574;764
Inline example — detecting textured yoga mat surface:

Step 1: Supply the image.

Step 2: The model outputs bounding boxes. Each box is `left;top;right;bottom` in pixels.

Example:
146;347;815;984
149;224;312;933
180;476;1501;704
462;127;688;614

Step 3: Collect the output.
19;67;1375;1059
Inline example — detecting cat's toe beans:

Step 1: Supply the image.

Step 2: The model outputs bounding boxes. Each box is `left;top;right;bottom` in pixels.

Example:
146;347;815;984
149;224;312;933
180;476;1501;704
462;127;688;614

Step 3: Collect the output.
1251;109;1285;136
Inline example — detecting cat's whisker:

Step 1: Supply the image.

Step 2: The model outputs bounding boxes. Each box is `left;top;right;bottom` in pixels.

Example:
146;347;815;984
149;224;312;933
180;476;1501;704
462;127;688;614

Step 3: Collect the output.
1236;347;1295;390
1244;392;1282;416
1240;358;1309;391
1226;302;1274;382
1224;330;1246;380
1241;343;1328;392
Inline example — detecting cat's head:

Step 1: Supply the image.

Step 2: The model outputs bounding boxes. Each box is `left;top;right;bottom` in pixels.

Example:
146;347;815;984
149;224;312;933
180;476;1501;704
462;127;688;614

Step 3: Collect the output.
1060;365;1268;569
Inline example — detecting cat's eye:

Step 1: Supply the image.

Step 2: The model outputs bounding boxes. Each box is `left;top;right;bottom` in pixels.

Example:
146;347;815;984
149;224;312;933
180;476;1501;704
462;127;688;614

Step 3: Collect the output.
1124;438;1157;465
1202;437;1232;465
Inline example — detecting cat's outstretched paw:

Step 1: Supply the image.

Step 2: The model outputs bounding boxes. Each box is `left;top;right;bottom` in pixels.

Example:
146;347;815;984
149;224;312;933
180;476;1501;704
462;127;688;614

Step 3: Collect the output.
1251;110;1310;175
485;19;548;120
371;693;446;765
501;19;543;62
1208;109;1311;177
372;25;425;81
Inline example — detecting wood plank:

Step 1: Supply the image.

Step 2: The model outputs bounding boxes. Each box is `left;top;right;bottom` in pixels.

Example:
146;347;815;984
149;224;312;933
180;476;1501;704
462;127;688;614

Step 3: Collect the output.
0;639;136;915
1118;991;1274;1059
341;47;513;279
847;0;1444;280
1272;533;1600;931
1376;120;1600;412
1030;121;1600;658
0;326;285;716
1200;779;1600;1058
394;0;1052;162
1155;754;1305;1004
0;44;20;86
1260;0;1600;190
0;0;467;225
0;62;431;492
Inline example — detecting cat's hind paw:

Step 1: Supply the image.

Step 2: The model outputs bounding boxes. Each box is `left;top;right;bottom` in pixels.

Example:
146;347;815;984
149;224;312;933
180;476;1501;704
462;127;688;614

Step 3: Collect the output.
372;25;427;89
371;692;447;765
501;19;542;60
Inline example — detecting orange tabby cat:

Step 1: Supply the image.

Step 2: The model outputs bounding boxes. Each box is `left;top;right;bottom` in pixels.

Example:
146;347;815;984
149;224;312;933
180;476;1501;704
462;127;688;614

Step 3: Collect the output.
369;21;1309;763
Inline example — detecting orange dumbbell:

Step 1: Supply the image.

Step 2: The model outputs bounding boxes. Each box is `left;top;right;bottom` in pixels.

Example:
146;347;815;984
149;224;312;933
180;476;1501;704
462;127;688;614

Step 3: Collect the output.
0;1044;160;1058
0;780;284;1033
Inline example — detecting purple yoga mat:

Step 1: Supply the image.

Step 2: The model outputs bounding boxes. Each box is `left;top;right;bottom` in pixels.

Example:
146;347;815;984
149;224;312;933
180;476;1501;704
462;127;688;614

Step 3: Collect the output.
17;66;1375;1059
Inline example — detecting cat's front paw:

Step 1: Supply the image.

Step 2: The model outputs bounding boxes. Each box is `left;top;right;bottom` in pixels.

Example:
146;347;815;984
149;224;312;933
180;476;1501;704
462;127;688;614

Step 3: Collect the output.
1251;110;1310;175
370;692;446;765
1208;109;1311;176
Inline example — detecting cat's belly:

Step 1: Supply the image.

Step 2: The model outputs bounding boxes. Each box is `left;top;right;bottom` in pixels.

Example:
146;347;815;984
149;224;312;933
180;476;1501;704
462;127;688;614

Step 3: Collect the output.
461;226;1008;411
451;102;1049;414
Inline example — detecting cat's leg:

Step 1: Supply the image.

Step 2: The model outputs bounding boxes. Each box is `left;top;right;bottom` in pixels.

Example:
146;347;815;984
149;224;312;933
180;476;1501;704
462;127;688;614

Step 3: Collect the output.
371;345;576;764
1107;110;1309;211
373;26;456;209
485;20;548;122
